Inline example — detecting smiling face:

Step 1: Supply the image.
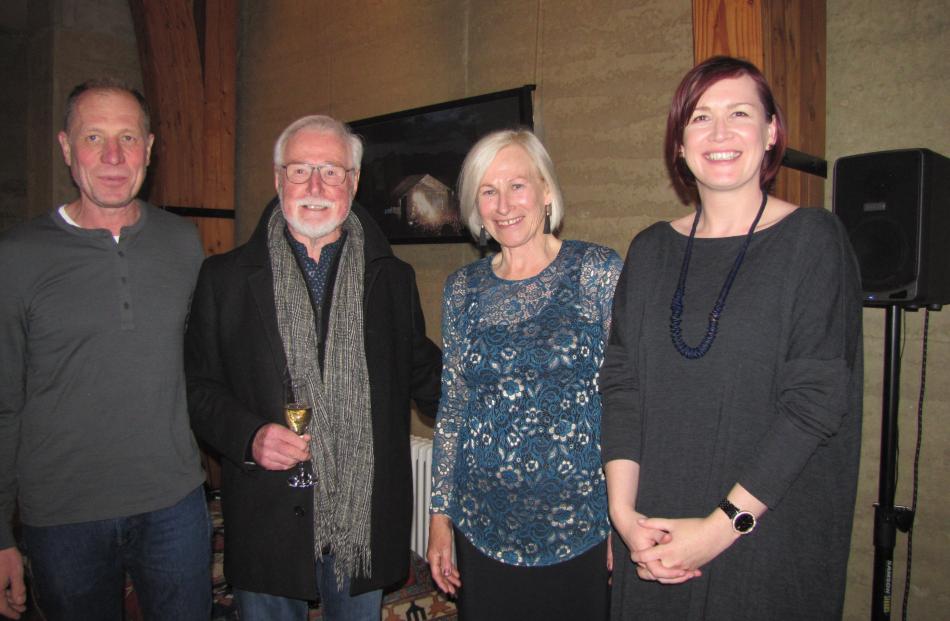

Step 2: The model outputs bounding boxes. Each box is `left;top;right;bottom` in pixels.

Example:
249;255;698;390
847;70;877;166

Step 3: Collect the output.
476;145;552;250
680;75;777;198
275;129;358;246
57;89;154;211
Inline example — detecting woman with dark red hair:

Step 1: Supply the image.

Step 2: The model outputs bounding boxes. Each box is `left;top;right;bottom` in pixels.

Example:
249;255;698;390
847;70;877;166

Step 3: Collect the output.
600;56;863;619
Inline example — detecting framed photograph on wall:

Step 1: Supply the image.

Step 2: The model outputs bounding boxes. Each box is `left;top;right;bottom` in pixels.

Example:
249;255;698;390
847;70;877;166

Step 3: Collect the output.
349;85;535;244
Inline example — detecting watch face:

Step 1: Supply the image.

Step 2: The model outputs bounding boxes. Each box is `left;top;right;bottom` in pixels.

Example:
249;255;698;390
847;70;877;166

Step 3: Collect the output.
735;512;756;533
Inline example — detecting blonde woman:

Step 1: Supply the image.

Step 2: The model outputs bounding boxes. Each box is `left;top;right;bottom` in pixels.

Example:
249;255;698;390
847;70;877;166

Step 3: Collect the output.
427;129;621;620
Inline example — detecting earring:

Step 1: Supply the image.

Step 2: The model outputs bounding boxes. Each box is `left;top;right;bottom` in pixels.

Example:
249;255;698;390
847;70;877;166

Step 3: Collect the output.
543;204;552;235
478;225;487;248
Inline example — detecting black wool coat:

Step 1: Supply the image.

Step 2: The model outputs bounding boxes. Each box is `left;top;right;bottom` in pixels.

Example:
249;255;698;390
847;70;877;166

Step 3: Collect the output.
185;201;442;599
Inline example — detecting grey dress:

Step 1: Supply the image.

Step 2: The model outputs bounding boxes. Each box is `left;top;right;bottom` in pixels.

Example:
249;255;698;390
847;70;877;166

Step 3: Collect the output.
601;207;863;620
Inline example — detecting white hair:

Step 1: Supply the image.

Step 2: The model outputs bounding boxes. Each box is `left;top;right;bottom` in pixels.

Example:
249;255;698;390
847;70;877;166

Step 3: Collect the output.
273;115;363;170
457;129;564;239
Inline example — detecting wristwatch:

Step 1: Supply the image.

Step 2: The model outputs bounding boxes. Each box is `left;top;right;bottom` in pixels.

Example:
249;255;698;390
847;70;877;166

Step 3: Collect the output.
718;498;757;534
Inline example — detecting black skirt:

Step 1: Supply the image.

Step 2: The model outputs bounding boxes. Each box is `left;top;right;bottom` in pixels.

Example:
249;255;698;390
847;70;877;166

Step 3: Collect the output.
453;530;610;621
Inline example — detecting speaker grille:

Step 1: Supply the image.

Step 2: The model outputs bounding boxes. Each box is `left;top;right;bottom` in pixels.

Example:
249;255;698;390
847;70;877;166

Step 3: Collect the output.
848;218;909;290
833;148;950;306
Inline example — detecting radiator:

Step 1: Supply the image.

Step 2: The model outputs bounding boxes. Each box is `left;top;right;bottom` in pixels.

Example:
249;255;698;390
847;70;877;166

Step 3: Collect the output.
409;435;434;558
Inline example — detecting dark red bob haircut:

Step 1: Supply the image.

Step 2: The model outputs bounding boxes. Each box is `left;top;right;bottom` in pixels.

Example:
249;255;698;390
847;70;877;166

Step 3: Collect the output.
664;55;787;204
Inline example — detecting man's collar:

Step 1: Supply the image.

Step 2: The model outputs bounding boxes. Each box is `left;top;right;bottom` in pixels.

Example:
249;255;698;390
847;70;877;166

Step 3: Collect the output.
284;226;346;263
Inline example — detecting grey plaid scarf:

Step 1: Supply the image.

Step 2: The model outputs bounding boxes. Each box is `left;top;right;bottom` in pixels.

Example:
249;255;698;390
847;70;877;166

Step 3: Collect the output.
267;206;374;587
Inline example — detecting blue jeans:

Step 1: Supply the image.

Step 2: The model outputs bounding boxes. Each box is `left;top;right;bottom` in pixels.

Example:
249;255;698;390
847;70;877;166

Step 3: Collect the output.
234;553;382;621
21;485;212;621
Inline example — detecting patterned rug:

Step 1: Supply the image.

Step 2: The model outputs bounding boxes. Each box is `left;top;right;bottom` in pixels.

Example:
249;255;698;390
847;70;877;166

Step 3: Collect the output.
207;497;457;621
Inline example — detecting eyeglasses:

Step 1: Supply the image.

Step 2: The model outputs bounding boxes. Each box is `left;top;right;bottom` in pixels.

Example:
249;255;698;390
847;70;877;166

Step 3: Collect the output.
281;162;353;186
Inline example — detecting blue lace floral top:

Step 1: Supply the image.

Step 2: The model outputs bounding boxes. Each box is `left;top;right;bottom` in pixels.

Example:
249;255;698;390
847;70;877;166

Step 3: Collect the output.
431;240;622;566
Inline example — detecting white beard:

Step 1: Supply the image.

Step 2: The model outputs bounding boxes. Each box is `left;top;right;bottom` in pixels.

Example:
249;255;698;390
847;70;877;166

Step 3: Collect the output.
283;196;350;242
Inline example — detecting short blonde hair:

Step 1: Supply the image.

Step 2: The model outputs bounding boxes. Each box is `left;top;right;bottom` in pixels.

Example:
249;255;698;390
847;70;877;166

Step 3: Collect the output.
457;129;564;240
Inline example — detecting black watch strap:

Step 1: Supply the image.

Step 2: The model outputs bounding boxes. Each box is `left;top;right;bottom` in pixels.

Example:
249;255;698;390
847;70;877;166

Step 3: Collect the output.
718;498;757;534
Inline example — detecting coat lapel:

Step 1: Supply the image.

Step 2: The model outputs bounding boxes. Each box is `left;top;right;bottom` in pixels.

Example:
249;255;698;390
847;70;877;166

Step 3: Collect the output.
239;211;289;381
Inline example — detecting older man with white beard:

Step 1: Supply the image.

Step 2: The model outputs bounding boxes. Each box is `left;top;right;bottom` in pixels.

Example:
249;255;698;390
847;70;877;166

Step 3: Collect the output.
184;115;442;620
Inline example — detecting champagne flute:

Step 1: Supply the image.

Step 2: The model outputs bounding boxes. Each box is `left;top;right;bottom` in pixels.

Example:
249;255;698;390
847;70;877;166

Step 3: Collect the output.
285;382;316;488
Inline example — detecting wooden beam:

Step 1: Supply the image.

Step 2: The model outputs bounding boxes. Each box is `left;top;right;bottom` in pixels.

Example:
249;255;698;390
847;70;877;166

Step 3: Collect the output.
128;0;237;257
199;0;237;255
128;0;205;209
693;0;764;67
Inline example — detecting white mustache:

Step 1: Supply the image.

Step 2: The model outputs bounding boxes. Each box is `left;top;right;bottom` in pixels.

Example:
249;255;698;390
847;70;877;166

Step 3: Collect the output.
293;197;335;210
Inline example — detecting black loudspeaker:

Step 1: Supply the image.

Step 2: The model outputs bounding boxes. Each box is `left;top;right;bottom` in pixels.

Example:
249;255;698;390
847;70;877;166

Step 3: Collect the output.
833;148;950;307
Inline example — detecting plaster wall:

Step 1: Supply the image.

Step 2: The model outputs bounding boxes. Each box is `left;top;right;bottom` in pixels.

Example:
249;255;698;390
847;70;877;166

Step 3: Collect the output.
23;0;141;222
0;3;30;233
827;1;950;617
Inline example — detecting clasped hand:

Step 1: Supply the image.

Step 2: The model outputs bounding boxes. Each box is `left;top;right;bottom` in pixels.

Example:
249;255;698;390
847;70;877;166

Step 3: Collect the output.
616;510;737;584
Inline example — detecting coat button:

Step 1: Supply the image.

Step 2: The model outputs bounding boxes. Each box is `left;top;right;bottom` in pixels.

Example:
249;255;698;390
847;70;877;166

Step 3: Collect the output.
293;506;306;517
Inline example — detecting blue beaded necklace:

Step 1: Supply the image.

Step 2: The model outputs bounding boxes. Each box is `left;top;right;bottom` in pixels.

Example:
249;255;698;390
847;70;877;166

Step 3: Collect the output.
670;192;768;359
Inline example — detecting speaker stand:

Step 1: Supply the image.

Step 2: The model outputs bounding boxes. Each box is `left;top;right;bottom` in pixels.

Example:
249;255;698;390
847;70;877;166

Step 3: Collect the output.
871;305;915;620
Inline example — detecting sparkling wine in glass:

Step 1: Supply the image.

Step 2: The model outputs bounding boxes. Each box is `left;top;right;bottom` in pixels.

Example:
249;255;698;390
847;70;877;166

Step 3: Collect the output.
285;389;316;488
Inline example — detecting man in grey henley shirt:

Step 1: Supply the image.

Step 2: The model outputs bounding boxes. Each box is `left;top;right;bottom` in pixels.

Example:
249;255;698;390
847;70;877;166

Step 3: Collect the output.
0;79;210;620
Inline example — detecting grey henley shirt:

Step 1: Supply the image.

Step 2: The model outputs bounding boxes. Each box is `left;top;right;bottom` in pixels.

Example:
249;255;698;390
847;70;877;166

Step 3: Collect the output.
0;202;206;548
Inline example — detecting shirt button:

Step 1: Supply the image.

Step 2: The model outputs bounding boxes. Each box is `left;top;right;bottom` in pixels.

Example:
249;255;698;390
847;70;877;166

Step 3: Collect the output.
123;302;130;310
293;506;306;517
118;251;125;258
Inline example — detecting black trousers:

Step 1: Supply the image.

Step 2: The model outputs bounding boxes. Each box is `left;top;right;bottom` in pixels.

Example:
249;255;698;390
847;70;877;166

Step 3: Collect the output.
454;530;609;621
